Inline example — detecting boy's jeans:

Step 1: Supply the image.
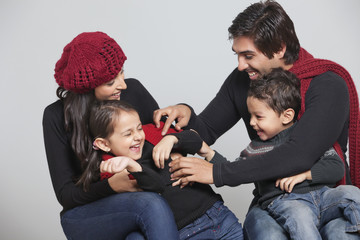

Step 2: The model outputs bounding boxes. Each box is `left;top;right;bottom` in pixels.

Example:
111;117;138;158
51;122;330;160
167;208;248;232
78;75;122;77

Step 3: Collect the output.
267;185;360;240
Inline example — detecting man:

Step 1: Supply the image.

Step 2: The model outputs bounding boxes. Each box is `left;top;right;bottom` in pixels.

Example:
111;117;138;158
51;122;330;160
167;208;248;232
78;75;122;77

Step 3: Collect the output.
153;0;360;239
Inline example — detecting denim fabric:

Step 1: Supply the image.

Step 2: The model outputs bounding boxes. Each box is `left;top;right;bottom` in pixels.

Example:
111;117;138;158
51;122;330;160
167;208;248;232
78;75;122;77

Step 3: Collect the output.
243;205;289;240
61;192;179;240
267;185;360;240
179;201;243;240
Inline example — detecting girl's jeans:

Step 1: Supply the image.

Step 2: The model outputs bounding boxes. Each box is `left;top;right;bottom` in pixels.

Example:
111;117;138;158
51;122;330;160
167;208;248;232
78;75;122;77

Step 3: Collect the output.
61;192;179;240
179;201;243;240
267;185;360;240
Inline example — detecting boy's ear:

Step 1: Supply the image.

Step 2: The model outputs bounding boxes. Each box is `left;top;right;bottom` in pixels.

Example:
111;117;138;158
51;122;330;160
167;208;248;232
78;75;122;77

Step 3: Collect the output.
94;138;110;152
282;108;295;125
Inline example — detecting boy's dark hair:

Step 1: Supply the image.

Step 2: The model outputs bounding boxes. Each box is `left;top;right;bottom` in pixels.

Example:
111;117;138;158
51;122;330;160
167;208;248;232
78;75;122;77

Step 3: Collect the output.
248;68;301;121
228;0;300;65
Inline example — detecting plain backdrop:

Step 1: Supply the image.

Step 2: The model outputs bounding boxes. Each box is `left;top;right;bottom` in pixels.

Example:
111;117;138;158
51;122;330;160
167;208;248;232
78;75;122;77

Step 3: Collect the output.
0;0;359;239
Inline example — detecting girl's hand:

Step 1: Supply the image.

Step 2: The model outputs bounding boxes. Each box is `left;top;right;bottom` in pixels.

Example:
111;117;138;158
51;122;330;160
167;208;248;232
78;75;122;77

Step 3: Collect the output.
275;170;311;193
153;135;178;169
100;156;142;174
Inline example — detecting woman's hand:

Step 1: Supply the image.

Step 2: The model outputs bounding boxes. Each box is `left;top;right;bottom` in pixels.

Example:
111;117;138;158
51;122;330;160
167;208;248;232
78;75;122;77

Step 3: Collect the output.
108;170;142;193
276;170;312;193
153;104;191;135
152;135;178;169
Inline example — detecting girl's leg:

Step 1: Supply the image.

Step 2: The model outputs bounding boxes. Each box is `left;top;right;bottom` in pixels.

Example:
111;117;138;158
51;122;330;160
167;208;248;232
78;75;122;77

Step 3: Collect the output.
61;192;179;240
320;185;360;233
243;205;289;240
267;194;321;240
320;217;360;240
178;201;243;240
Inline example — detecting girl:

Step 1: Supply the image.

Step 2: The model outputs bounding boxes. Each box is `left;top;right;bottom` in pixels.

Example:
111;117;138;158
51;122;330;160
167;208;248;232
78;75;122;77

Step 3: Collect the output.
43;31;179;239
86;100;244;240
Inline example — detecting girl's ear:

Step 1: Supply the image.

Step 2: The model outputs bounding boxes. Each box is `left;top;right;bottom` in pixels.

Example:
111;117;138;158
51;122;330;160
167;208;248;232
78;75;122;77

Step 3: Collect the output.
94;138;111;152
282;108;295;125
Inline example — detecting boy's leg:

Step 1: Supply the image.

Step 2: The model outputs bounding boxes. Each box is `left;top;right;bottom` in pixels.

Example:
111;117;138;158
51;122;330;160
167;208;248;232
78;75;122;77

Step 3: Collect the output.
178;201;243;240
243;205;289;240
267;193;322;240
320;185;360;233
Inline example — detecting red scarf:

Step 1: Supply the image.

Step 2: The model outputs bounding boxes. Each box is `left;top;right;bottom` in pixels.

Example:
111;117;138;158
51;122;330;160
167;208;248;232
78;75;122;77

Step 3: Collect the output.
289;48;360;187
100;122;180;180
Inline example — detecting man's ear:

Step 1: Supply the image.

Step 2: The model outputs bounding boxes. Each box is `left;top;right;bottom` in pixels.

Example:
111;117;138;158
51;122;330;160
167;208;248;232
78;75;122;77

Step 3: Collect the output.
94;138;110;152
275;43;287;59
282;108;295;125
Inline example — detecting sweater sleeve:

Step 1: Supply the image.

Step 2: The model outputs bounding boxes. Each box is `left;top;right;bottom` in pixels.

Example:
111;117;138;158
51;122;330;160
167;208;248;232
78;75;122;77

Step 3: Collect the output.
310;147;345;184
213;72;349;187
168;130;203;155
130;164;165;193
186;69;255;145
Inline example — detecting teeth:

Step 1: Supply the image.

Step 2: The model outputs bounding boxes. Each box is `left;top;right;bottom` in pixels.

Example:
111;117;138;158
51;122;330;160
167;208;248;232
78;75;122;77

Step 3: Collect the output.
248;72;256;77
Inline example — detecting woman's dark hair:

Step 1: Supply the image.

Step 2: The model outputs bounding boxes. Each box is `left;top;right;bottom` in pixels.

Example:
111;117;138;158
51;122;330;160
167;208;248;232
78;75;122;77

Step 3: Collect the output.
228;0;300;64
57;86;96;170
248;68;301;121
77;100;138;191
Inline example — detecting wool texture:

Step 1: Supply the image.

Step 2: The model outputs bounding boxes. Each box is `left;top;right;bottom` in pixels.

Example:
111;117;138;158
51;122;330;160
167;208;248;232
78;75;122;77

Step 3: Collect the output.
290;48;360;187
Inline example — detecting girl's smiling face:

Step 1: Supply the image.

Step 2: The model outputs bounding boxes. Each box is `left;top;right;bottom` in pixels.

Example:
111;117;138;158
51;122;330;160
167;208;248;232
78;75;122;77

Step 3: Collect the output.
106;111;145;160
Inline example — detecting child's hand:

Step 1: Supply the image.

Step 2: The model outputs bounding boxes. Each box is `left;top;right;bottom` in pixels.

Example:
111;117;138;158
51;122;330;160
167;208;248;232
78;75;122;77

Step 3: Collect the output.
100;156;141;174
197;141;215;161
275;170;311;193
153;135;178;169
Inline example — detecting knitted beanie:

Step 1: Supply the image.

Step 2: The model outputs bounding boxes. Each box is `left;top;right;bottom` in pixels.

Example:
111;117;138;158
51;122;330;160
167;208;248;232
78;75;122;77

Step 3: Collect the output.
54;31;127;93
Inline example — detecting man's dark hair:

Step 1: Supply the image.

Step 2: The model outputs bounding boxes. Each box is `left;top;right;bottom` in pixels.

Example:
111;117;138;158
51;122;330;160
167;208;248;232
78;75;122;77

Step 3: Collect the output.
228;0;300;64
248;68;301;121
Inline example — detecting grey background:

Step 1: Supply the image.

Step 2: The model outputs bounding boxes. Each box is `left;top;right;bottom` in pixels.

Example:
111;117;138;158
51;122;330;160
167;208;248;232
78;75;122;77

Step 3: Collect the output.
0;0;359;239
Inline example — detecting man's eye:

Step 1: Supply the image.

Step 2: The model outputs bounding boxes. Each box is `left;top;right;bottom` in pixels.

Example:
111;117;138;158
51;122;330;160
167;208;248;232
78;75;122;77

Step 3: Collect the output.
245;55;253;60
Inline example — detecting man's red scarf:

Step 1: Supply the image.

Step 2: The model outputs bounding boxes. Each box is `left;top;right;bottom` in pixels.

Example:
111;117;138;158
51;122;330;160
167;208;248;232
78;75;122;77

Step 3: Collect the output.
289;48;360;187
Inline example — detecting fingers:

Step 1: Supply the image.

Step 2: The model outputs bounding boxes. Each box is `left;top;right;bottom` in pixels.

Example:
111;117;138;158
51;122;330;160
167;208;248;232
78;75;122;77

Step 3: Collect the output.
153;109;169;128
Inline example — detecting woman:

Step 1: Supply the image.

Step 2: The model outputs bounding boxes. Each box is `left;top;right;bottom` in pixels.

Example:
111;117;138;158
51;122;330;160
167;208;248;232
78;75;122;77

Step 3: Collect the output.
43;31;179;240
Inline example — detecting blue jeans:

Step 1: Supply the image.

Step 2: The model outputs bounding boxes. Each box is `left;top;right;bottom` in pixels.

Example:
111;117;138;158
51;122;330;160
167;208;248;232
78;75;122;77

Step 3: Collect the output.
244;189;360;240
61;192;179;240
179;201;243;240
267;185;360;240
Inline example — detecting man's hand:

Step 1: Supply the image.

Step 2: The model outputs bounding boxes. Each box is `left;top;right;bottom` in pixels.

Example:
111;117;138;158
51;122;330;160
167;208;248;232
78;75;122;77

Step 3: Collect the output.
169;156;214;187
153;104;191;135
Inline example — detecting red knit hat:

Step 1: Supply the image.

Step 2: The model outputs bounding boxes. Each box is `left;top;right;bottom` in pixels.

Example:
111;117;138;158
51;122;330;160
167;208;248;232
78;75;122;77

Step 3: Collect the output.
54;31;127;93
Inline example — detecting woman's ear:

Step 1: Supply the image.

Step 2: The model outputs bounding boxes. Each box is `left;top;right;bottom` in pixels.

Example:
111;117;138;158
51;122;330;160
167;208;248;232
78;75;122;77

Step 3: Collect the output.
282;108;295;125
94;138;111;152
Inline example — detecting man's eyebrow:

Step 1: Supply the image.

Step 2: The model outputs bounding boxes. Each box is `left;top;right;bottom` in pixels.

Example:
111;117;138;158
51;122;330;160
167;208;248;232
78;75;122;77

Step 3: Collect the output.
232;49;255;55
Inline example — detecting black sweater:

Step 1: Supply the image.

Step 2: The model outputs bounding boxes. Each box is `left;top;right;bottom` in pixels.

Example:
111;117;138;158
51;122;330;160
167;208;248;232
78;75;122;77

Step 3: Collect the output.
211;124;345;209
131;130;221;229
186;69;350;187
43;79;161;213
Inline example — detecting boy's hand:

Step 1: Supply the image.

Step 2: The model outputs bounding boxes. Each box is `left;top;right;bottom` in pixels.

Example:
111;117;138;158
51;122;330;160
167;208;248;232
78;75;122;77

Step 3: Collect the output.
276;170;311;192
153;135;178;169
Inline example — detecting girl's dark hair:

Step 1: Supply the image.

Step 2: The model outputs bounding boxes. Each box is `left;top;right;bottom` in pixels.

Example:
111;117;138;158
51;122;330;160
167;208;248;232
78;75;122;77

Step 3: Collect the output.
248;68;301;121
77;100;137;191
228;0;300;64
